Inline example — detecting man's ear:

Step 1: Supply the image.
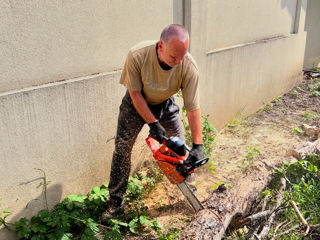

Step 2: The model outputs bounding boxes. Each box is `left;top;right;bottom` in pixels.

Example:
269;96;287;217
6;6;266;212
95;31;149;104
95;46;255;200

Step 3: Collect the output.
158;40;163;50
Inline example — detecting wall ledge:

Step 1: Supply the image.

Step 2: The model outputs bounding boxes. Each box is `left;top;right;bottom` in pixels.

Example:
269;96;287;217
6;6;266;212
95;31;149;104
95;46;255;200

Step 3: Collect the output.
0;70;122;98
206;34;297;55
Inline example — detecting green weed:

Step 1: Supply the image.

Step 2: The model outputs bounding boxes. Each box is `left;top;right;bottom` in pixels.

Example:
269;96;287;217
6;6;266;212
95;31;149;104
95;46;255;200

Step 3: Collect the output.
0;208;12;231
208;159;216;175
310;90;320;97
291;89;299;96
181;106;218;157
211;181;222;191
291;126;303;135
241;145;261;171
159;227;180;240
261;102;273;112
308;84;314;91
10;171;168;239
303;110;320;122
273;96;283;103
271;154;320;239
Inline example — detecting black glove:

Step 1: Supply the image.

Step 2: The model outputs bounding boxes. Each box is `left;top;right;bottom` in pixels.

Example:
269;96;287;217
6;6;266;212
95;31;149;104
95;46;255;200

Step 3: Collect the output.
186;143;204;164
148;121;166;143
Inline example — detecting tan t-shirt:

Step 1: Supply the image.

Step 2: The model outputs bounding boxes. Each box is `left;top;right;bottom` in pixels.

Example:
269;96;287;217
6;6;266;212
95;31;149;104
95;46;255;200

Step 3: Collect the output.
120;40;200;111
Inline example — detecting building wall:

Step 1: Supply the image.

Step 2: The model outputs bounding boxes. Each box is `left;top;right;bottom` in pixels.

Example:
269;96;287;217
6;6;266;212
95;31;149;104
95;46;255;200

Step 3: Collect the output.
304;0;320;69
187;0;307;129
0;1;309;239
0;1;172;239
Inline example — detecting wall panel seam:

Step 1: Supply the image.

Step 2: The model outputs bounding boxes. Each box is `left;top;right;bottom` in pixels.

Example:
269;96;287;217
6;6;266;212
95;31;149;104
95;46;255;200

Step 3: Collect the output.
0;70;122;98
206;34;295;55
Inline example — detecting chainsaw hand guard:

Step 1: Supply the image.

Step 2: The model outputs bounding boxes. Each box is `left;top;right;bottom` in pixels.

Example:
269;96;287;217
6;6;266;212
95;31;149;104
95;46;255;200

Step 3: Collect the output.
146;136;209;184
176;157;209;178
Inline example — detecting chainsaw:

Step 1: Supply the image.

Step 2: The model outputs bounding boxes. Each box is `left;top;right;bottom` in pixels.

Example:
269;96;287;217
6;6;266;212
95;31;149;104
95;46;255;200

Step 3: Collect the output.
146;136;209;211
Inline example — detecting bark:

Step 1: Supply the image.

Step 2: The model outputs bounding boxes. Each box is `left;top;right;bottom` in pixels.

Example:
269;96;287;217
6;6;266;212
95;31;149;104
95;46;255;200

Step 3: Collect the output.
285;139;320;160
179;161;273;240
180;140;320;240
300;124;319;137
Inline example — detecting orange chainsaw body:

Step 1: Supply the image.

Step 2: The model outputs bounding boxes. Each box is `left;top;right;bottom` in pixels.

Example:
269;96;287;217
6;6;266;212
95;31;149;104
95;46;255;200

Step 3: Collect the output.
146;136;195;184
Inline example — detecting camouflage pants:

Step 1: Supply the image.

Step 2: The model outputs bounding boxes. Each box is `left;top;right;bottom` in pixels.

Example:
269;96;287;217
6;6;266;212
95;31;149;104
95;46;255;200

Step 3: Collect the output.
108;91;194;206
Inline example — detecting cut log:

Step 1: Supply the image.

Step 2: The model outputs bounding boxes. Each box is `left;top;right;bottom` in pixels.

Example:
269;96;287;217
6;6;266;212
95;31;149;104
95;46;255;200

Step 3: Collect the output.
285;139;320;160
300;124;319;137
180;140;320;240
179;161;273;240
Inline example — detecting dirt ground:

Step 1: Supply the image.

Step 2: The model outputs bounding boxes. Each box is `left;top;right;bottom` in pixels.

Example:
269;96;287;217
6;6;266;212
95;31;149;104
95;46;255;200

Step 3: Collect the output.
127;73;320;239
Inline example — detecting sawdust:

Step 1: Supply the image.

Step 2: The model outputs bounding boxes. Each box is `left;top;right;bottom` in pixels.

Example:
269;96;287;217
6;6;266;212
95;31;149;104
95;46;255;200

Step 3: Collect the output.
134;74;320;237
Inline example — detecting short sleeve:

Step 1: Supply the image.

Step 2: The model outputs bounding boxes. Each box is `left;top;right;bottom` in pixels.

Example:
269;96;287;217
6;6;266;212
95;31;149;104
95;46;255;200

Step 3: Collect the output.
181;63;200;112
119;51;142;91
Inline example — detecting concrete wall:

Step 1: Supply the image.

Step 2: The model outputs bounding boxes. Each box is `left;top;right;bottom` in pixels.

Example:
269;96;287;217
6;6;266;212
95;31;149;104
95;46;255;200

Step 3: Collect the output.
187;0;307;129
304;0;320;69
0;1;172;238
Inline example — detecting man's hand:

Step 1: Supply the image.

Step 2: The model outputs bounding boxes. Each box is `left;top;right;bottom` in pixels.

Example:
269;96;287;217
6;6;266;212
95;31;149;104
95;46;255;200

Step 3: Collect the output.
148;121;166;143
186;143;204;164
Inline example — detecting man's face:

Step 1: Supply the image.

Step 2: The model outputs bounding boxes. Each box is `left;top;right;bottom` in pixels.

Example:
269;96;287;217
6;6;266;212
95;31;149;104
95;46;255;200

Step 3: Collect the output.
158;36;189;67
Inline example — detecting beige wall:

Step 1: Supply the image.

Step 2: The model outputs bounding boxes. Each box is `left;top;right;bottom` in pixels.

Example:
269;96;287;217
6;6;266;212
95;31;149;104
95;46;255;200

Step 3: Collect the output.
0;0;171;93
188;0;307;129
0;1;172;239
304;0;320;69
206;0;298;50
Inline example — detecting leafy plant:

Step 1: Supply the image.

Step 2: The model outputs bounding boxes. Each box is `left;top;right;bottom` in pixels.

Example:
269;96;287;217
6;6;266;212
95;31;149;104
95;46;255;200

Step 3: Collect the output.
308;84;314;91
261;102;272;112
291;89;299;96
310;90;320;97
242;145;261;169
291;126;303;135
9;171;166;239
181;106;218;157
303;110;320;122
159;227;180;240
208;159;216;175
211;181;222;191
0;208;13;231
271;154;320;239
273;96;283;103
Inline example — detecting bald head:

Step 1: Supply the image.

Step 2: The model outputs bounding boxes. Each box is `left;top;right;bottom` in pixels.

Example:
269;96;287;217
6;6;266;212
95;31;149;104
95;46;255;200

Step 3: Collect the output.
160;24;189;44
157;25;189;67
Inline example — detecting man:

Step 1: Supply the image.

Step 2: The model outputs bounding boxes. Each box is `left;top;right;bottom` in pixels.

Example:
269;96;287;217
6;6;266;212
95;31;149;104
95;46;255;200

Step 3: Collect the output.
102;24;204;218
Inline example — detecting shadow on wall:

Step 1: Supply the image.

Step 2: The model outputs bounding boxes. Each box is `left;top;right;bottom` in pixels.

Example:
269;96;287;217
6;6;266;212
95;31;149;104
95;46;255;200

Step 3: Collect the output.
279;0;306;33
0;183;63;240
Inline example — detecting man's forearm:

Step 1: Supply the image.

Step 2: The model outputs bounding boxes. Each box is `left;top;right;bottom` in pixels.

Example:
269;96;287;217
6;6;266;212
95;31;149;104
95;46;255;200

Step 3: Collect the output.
187;109;202;144
128;90;157;124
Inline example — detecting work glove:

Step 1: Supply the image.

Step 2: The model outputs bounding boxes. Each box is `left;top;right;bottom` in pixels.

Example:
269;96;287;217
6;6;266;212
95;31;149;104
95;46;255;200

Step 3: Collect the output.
186;143;204;164
148;121;166;143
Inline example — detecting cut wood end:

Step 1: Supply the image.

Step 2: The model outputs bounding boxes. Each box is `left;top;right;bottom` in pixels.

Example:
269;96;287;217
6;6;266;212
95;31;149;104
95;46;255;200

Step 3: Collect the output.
285;150;301;160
